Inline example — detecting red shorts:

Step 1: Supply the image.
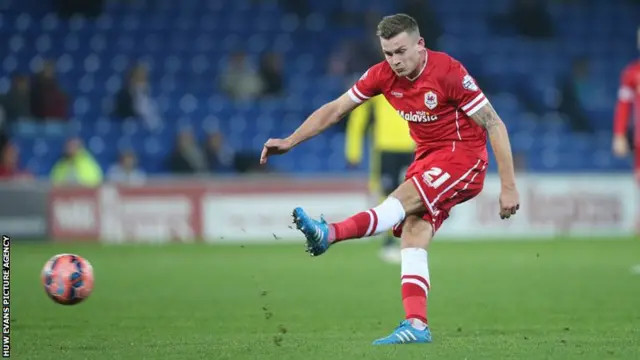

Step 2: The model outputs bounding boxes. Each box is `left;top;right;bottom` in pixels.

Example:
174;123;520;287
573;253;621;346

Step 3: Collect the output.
393;152;487;237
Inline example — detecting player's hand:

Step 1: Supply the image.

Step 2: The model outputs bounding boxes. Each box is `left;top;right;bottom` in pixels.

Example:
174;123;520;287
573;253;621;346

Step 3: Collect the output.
499;186;520;220
612;135;630;158
260;138;293;164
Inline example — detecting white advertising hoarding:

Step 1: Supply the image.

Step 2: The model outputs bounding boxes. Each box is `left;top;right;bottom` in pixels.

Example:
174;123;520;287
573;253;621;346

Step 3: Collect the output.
49;174;638;243
202;174;638;242
203;193;371;242
437;174;638;238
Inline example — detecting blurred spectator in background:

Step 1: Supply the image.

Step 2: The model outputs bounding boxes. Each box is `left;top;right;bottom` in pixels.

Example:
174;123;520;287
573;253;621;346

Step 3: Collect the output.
402;0;442;50
0;142;31;180
491;0;555;39
167;127;208;174
0;75;32;122
54;0;103;18
30;60;69;120
258;53;285;98
50;137;103;186
556;58;595;133
327;12;381;79
327;40;351;77
511;0;555;39
276;0;310;18
220;51;263;101
330;5;380;28
327;38;379;79
106;150;146;185
112;63;162;130
205;131;235;174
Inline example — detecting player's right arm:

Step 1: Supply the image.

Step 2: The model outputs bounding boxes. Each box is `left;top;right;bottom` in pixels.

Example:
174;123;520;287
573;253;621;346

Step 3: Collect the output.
286;92;360;148
260;66;383;164
612;65;635;157
259;94;361;164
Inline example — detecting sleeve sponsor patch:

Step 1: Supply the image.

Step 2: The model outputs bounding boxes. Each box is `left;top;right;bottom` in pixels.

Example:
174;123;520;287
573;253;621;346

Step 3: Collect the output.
462;74;478;91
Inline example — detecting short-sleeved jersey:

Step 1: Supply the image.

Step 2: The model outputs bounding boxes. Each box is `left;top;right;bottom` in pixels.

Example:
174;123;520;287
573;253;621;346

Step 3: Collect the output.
347;50;489;162
618;60;640;105
614;60;640;145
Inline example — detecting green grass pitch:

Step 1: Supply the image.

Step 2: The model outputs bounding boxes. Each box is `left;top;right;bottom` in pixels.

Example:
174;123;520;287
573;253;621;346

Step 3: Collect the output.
11;238;640;359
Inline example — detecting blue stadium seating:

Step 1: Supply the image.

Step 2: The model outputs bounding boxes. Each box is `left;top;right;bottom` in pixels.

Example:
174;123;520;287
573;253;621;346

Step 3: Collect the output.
1;0;637;176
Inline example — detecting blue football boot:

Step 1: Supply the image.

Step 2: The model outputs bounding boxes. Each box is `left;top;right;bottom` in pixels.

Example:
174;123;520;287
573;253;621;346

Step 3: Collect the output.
292;207;330;256
372;320;432;345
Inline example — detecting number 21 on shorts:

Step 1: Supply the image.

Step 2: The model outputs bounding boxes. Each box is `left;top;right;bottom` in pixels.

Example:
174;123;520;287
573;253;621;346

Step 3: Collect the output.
421;167;451;189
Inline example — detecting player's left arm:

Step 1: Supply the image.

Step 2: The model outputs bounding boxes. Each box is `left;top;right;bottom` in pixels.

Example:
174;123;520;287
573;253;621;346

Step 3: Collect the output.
448;62;519;218
469;103;517;191
470;102;520;218
448;64;517;190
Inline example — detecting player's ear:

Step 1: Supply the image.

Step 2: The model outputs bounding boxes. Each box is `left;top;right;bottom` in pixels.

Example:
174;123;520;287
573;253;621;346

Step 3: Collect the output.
417;37;425;49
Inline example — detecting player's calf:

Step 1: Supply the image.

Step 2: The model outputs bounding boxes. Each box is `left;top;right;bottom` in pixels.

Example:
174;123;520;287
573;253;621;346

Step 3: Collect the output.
329;180;425;244
373;216;433;345
399;216;432;331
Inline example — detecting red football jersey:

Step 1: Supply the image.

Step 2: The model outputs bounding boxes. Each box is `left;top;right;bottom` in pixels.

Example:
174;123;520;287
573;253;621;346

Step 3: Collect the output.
347;50;489;162
613;59;640;148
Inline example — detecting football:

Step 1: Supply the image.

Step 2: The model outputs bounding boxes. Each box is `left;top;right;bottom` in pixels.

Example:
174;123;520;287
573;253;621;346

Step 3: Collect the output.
41;254;94;305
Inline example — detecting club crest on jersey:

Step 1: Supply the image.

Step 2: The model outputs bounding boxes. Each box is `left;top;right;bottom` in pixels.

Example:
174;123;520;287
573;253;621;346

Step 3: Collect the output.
424;91;438;110
462;74;478;91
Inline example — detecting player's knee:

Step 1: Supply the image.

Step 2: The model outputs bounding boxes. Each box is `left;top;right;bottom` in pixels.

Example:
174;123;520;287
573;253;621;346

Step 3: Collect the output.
391;180;425;215
400;216;433;249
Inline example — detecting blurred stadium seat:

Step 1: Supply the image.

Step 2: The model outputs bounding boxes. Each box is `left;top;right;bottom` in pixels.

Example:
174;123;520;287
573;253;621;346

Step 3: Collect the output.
1;0;637;175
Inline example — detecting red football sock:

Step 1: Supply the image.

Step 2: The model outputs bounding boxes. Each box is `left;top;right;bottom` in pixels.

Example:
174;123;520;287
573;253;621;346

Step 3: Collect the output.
329;197;405;244
329;211;374;243
402;281;428;324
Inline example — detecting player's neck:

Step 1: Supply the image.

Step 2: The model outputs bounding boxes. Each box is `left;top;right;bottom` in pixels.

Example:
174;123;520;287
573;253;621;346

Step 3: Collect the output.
406;50;428;82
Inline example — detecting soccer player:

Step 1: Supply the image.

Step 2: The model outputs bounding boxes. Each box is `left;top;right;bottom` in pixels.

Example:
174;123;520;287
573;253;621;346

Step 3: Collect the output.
612;27;640;185
260;14;520;345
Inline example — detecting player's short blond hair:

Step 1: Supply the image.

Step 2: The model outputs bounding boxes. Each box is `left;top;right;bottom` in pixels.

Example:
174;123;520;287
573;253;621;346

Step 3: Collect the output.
376;14;420;40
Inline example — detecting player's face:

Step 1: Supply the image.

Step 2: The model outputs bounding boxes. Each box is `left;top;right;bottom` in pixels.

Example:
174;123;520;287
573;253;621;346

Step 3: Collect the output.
380;31;425;77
